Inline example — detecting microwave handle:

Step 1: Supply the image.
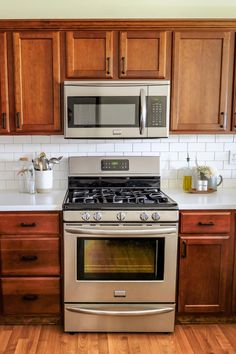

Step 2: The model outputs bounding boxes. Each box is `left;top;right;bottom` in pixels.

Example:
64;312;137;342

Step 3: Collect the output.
140;89;147;135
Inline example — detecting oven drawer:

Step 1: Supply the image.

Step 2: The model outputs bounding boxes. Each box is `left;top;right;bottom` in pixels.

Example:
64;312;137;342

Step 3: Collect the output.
0;238;60;276
64;303;175;332
0;212;60;235
1;277;60;315
180;212;231;234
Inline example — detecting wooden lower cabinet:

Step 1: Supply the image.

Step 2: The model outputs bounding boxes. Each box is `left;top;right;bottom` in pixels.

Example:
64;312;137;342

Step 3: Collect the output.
1;278;60;315
0;212;61;322
178;211;234;316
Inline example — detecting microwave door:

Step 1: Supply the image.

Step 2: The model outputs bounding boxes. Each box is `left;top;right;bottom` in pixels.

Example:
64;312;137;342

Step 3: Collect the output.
64;85;148;138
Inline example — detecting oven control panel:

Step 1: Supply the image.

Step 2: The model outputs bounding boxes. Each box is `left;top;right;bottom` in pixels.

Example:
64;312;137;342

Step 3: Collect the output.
101;159;129;171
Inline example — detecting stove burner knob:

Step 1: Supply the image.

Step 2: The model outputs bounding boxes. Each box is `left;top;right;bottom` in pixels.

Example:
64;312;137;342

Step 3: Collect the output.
81;212;90;221
93;212;102;221
140;212;149;221
117;212;126;221
152;212;161;221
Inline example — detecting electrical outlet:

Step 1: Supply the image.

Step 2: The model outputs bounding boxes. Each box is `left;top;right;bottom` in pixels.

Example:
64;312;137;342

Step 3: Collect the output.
229;150;236;164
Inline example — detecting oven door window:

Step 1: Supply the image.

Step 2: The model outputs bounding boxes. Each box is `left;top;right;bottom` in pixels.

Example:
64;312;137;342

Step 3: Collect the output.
77;238;164;280
67;96;139;128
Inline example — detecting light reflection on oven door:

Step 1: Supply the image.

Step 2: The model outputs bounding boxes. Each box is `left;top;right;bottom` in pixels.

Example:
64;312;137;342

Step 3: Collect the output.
77;238;164;281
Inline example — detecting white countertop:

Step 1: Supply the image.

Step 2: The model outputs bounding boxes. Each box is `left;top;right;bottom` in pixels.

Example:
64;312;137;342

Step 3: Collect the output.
0;190;66;211
0;188;235;211
164;188;236;210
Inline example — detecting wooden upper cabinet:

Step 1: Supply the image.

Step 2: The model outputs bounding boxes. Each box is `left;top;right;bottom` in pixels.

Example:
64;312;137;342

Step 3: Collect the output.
232;47;236;131
119;31;170;79
66;31;114;79
13;31;61;133
0;32;10;134
171;31;234;133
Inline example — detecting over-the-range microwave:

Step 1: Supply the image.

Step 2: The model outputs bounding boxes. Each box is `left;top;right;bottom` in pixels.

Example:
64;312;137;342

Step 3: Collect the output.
64;80;170;139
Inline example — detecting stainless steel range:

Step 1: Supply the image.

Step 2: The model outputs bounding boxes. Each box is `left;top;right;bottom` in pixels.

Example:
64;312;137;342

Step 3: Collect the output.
63;156;178;333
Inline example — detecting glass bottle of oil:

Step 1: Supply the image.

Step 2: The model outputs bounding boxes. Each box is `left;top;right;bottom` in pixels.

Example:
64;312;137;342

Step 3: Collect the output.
182;154;192;192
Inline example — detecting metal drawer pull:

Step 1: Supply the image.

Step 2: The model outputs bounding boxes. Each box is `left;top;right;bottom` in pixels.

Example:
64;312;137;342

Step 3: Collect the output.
21;255;38;262
121;56;126;74
22;294;38;301
198;221;215;226
20;222;36;228
181;240;187;258
16;112;21;129
66;306;174;316
106;57;111;74
1;112;6;129
219;112;227;129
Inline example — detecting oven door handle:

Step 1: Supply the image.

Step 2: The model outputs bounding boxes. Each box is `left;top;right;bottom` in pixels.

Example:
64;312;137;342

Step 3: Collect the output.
66;306;174;316
65;227;177;236
140;88;147;135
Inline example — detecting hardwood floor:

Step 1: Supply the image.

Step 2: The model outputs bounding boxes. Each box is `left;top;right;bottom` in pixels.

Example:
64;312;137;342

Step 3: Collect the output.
0;324;236;353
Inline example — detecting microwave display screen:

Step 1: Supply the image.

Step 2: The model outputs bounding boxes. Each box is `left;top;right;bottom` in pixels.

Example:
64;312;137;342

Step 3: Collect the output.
68;96;139;127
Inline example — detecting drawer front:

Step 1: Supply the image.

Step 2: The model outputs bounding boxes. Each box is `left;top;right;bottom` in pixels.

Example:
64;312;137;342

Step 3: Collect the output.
1;277;60;315
0;212;60;235
180;212;231;234
0;238;60;275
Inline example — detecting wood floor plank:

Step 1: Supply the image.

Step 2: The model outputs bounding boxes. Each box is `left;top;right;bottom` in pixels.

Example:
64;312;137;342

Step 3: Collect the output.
1;324;236;354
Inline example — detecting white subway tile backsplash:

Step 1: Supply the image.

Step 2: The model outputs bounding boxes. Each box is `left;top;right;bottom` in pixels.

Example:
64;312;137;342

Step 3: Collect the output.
206;143;224;151
96;144;114;152
133;143;151;152
0;134;236;190
169;143;187;152
59;144;78;153
5;144;22;153
14;136;32;144
151;143;169;152
198;135;215;142
115;143;132;152
187;143;206;152
0;136;14;144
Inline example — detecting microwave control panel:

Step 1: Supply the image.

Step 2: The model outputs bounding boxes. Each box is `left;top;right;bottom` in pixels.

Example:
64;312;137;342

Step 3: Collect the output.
148;96;167;127
101;159;129;171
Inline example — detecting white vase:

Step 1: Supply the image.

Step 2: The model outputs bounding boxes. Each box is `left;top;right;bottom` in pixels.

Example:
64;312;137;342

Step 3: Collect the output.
35;170;53;193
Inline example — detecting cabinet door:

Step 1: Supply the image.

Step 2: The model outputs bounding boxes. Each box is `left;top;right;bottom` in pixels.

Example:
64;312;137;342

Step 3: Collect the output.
178;236;231;313
119;31;170;79
13;31;61;133
171;31;234;132
66;31;114;78
0;32;9;133
232;51;236;131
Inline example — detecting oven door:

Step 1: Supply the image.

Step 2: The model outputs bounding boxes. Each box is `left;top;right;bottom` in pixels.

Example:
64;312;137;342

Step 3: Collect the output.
64;84;148;138
64;223;178;303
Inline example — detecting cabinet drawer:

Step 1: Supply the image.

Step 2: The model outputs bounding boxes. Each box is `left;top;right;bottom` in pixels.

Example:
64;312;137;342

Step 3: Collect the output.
1;277;60;315
180;212;231;234
0;238;60;275
0;212;60;235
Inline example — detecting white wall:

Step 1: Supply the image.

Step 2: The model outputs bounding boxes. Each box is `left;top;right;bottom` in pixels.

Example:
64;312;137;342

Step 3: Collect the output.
0;135;236;191
0;0;236;19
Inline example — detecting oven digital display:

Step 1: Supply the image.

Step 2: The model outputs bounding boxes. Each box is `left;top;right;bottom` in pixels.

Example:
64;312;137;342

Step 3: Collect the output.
101;159;129;171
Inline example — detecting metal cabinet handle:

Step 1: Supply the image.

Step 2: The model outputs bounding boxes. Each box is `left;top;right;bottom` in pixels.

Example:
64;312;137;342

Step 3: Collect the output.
198;221;215;226
181;240;187;258
21;255;38;262
219;112;227;129
22;294;38;301
20;222;36;228
106;57;111;75
66;306;174;316
1;113;6;129
16;112;21;129
121;57;126;74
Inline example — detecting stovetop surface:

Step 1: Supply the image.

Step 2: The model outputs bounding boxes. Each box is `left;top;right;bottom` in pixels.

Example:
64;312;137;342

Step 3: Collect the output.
63;188;178;210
